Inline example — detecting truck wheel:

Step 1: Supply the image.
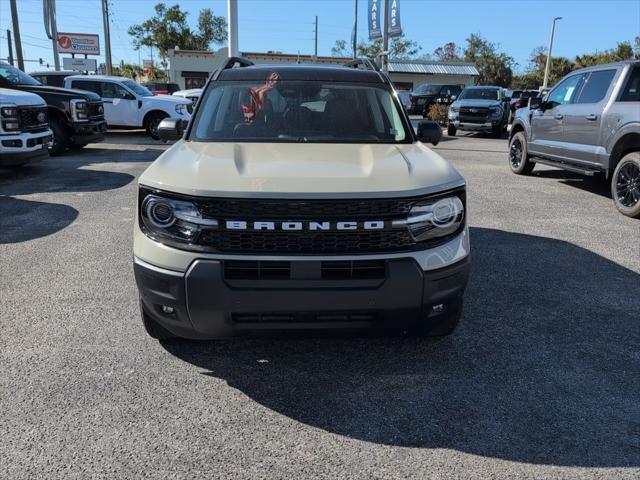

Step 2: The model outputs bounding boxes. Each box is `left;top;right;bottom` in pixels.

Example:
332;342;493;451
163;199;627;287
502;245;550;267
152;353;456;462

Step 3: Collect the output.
414;296;463;337
509;131;534;175
145;113;167;140
49;120;69;156
140;299;176;340
447;125;456;136
612;152;640;218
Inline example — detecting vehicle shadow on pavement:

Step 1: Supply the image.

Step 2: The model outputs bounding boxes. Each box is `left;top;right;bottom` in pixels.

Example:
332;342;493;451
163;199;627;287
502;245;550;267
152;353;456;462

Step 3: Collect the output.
163;227;640;467
0;197;79;244
532;169;612;199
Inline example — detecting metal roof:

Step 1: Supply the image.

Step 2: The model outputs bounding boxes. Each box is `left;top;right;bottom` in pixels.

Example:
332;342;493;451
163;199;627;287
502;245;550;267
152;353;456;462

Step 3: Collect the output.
388;61;479;76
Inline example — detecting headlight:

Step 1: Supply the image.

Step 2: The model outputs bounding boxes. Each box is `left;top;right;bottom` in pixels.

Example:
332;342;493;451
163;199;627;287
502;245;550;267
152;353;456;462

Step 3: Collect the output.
395;195;465;242
1;106;18;117
175;104;186;114
70;99;88;121
489;107;503;117
140;192;217;246
449;106;459;113
0;104;19;132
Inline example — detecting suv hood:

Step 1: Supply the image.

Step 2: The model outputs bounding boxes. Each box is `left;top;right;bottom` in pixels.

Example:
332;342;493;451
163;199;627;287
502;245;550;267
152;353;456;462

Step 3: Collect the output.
16;84;101;101
453;98;501;108
148;94;191;105
140;141;464;198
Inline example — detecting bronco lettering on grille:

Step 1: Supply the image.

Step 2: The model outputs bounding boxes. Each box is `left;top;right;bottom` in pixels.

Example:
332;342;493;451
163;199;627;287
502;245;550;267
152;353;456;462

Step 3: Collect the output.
225;220;386;231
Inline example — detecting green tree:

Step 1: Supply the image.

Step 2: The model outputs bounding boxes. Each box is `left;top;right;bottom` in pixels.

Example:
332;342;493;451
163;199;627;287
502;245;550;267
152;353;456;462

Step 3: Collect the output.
511;46;575;89
463;34;514;86
575;41;634;67
635;36;640;59
433;42;461;62
331;40;349;57
128;3;227;59
355;34;422;61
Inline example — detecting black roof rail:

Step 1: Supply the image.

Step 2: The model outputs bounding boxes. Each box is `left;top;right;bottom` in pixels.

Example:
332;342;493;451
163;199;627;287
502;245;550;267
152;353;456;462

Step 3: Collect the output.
344;58;380;72
211;56;254;81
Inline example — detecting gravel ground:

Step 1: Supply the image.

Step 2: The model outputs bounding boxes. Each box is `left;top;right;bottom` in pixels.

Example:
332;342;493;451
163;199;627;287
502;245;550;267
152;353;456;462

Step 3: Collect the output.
1;131;638;479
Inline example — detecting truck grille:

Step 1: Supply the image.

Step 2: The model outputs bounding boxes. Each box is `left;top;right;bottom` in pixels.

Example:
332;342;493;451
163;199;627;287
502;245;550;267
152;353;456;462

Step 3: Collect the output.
87;102;105;120
459;106;489;122
18;106;49;132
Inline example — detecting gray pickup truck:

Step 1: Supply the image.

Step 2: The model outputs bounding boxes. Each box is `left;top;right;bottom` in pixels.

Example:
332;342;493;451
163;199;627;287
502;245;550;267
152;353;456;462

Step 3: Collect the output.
509;61;640;217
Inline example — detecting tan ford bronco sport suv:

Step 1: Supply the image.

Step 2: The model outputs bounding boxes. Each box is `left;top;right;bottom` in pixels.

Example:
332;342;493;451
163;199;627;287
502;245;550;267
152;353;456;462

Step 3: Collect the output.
133;58;470;340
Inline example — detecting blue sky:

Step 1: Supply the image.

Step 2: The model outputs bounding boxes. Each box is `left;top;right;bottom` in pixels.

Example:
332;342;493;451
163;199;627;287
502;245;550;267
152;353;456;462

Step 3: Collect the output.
1;0;638;73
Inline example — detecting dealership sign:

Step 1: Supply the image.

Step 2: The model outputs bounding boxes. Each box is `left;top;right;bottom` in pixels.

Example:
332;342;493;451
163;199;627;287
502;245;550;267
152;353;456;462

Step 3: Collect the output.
57;32;100;55
368;0;402;40
62;57;97;71
388;0;402;38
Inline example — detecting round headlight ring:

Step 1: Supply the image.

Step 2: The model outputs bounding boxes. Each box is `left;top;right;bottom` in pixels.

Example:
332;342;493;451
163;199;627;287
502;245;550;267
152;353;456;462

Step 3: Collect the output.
145;198;176;228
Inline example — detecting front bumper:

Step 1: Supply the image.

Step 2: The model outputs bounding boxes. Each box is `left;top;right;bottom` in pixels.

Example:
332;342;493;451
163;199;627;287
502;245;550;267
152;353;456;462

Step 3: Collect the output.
0;131;52;166
451;119;501;131
133;229;471;339
71;120;107;144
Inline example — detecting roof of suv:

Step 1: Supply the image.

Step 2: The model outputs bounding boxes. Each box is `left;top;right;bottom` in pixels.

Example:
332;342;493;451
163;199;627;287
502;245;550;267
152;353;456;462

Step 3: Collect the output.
463;85;502;90
217;64;386;83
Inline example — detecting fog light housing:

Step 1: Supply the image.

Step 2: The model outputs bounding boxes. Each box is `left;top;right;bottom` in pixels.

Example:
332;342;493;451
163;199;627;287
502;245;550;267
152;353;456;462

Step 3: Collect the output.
162;305;174;314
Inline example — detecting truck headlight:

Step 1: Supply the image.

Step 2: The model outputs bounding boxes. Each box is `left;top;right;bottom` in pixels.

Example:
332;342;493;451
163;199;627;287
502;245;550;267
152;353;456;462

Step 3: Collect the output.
175;104;186;115
140;191;217;245
70;99;88;121
395;195;465;242
489;107;503;118
1;106;18;117
448;107;458;119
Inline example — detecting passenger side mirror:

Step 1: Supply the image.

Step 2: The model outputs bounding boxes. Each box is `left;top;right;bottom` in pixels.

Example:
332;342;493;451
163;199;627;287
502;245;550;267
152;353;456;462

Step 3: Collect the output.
450;95;457;101
157;118;187;142
416;120;442;146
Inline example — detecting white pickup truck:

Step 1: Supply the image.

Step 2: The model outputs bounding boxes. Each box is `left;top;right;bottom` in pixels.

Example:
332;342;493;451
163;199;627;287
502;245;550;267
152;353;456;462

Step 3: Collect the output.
0;88;52;167
63;76;192;139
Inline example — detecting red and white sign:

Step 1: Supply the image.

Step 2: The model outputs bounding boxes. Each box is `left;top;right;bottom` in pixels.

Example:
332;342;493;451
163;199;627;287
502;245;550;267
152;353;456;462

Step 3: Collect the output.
57;32;100;55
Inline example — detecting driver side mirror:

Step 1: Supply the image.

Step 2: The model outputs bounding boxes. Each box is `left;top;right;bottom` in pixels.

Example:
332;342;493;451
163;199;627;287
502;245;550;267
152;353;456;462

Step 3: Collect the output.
528;96;543;110
416;120;442;146
450;95;457;101
157;118;188;142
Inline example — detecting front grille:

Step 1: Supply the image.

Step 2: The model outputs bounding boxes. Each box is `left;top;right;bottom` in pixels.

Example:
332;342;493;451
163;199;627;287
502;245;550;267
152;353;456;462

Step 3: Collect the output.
87;102;105;119
459;107;489;122
200;230;416;254
232;312;377;324
18;106;48;131
225;260;291;280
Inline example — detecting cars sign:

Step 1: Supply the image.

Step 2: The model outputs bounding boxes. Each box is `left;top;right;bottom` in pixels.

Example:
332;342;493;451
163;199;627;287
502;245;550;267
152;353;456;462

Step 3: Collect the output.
57;33;100;55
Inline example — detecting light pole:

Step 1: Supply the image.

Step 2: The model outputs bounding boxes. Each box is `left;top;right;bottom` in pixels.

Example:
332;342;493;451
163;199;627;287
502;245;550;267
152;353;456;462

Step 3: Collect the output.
227;0;239;57
542;16;562;89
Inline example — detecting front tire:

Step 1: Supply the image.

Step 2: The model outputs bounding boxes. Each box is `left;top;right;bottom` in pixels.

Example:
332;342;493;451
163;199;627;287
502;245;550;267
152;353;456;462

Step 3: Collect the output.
612;152;640;218
145;113;167;140
49;120;69;156
447;125;457;136
509;131;534;175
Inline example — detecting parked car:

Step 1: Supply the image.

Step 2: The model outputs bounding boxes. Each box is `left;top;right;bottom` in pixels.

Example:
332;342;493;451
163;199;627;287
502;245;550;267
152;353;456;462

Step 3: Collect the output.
0;62;106;154
407;84;462;116
509;61;640;218
133;59;469;341
0;88;52;167
507;89;539;122
447;86;510;137
64;76;192;139
172;88;202;106
142;82;180;95
29;70;77;88
396;90;411;110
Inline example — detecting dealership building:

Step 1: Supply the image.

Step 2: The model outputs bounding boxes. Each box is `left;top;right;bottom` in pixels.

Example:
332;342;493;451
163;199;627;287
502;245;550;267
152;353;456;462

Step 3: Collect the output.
167;49;479;91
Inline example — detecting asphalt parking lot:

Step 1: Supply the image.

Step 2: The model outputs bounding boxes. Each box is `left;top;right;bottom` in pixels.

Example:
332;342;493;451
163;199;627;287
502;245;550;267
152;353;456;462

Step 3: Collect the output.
1;131;639;479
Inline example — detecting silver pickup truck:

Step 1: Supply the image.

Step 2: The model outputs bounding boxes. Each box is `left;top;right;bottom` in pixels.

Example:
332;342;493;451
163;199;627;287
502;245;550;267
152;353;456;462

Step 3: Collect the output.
509;61;640;218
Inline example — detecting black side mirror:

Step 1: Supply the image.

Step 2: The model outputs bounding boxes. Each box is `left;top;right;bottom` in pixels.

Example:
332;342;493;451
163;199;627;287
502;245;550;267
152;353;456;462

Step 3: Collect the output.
416;120;442;146
529;96;543;110
158;118;187;142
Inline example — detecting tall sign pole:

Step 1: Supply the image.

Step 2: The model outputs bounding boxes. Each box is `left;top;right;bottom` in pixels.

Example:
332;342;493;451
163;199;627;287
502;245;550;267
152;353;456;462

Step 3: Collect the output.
227;0;239;57
543;16;562;88
381;0;389;72
314;16;318;58
9;0;24;70
102;0;113;75
43;0;60;71
6;30;15;66
352;0;358;59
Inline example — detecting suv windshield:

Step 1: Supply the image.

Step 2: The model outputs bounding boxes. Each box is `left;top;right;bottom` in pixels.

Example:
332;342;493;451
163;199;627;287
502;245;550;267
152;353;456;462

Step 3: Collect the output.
191;79;410;143
122;80;154;97
414;84;441;95
0;63;41;86
458;88;499;100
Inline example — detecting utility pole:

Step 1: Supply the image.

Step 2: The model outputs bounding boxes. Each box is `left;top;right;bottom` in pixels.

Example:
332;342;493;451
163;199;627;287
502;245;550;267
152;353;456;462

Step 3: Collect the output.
9;0;24;70
381;0;389;71
227;0;239;57
314;16;318;58
352;0;358;59
102;0;113;75
43;0;60;71
543;16;562;88
6;30;15;66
